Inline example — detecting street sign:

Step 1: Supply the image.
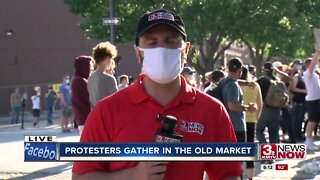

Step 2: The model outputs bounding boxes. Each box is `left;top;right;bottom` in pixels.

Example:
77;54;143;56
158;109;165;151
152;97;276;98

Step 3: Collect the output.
103;17;121;25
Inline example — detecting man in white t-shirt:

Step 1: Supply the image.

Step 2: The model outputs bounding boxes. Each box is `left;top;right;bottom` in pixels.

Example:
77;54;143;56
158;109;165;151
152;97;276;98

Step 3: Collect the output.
31;90;40;127
303;48;320;150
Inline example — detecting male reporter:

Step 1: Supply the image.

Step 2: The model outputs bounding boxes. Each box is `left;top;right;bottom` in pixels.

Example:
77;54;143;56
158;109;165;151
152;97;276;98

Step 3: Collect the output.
73;9;241;180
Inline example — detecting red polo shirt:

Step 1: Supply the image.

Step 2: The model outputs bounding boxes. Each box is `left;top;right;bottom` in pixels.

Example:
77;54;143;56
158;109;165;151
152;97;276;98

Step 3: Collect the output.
73;74;241;180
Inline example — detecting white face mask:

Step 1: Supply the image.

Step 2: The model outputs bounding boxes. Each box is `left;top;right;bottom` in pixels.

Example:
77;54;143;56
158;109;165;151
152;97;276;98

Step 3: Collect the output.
138;47;183;84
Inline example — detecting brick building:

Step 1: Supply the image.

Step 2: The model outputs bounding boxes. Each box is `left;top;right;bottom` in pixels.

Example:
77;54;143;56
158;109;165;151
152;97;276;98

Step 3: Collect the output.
0;0;140;115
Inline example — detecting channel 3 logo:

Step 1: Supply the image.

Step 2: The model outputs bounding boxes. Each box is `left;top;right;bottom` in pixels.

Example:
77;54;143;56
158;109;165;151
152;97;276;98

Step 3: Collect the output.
260;143;306;160
260;144;277;160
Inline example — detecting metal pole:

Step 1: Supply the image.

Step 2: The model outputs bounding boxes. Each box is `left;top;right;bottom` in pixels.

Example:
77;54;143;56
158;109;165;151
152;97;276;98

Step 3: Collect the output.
21;86;27;129
21;98;25;129
109;0;115;44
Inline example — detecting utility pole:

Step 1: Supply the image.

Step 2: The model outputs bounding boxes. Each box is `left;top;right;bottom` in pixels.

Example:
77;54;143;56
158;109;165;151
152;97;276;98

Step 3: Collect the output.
109;0;115;44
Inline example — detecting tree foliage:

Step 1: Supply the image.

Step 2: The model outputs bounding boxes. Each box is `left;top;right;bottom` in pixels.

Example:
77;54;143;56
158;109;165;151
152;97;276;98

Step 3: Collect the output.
63;0;320;76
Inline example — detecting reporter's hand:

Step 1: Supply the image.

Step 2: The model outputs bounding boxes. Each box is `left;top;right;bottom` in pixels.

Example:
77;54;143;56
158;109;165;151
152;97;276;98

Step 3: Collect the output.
133;162;168;180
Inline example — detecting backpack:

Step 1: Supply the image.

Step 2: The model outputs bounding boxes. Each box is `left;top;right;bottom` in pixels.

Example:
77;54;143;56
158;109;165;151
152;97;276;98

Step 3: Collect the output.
264;78;289;108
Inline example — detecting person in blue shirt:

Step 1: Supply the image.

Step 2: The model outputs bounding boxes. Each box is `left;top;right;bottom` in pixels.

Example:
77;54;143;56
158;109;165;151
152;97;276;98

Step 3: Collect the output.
59;75;72;132
221;58;256;178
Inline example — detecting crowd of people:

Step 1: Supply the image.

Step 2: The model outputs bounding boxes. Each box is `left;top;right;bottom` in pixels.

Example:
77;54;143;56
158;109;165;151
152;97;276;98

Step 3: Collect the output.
9;53;130;135
8;7;320;180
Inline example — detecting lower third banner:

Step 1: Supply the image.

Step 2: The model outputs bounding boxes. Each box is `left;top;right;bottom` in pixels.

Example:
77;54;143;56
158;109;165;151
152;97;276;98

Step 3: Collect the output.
58;143;258;161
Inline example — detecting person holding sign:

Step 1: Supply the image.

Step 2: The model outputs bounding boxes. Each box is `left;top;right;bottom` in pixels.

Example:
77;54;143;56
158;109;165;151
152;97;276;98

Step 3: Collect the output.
73;9;241;179
303;44;320;150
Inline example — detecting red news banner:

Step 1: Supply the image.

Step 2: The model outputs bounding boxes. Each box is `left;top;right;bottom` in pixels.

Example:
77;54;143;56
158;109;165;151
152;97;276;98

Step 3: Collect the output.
260;144;306;171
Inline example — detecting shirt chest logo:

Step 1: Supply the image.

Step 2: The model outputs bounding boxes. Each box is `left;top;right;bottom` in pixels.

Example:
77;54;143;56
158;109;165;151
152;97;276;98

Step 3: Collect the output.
180;120;204;135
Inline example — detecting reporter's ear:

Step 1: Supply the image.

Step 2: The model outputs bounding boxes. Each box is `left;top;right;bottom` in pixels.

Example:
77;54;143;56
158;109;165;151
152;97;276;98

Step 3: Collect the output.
184;42;190;55
134;45;143;64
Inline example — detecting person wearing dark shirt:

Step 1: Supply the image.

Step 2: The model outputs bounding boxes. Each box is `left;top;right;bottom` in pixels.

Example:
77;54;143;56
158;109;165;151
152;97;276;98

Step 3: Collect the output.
46;86;57;125
256;62;281;145
203;70;225;93
290;65;307;142
71;56;94;136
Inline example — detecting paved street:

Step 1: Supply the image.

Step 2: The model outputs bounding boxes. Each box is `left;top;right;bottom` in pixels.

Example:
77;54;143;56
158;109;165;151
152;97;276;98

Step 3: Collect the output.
1;112;320;179
0;112;78;179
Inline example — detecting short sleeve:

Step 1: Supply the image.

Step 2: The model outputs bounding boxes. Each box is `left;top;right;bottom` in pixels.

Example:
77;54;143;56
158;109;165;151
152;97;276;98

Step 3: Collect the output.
109;76;118;94
59;85;65;95
204;103;242;179
225;83;240;103
72;102;111;174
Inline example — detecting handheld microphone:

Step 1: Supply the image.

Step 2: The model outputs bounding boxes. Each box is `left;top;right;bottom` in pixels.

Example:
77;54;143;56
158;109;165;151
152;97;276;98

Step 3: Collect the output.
154;114;183;142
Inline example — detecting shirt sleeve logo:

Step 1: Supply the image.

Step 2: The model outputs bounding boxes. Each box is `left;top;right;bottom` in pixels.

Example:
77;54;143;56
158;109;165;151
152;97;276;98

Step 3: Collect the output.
180;120;204;135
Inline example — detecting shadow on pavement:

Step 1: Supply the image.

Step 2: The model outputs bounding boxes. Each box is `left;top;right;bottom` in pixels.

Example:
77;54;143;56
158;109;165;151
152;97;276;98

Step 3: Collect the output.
11;162;73;180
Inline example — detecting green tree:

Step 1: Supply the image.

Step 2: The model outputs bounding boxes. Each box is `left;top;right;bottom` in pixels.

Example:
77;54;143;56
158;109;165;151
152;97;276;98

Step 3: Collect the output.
63;0;246;78
63;0;188;41
234;0;320;75
182;0;240;76
63;0;320;77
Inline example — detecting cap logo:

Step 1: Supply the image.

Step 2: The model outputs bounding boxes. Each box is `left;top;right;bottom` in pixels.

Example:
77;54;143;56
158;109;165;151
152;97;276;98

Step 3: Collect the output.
148;12;174;22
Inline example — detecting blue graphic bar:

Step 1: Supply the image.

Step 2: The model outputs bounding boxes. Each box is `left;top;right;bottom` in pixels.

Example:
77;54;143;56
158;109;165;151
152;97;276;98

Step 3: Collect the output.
24;142;57;161
58;143;258;161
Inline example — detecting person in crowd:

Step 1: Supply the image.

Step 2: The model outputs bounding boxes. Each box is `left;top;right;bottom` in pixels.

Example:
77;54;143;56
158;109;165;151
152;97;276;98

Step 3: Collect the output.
10;88;22;124
71;56;94;136
59;75;72;133
181;66;196;86
303;49;320;150
88;42;118;107
240;66;263;179
46;85;57;125
222;58;257;138
248;64;257;81
272;61;295;143
289;63;307;142
288;59;303;76
203;69;225;93
73;9;241;179
203;71;213;90
118;74;129;90
221;58;256;178
256;63;284;145
31;90;40;127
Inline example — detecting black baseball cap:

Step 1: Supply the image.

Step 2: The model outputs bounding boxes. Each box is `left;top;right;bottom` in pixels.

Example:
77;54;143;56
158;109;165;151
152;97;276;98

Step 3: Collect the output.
293;59;303;64
228;57;244;72
135;9;187;45
262;62;273;71
182;66;195;75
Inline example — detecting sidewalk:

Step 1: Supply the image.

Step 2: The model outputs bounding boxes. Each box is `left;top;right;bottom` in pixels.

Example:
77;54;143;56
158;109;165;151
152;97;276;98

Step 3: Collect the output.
0;111;76;180
0;110;64;132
